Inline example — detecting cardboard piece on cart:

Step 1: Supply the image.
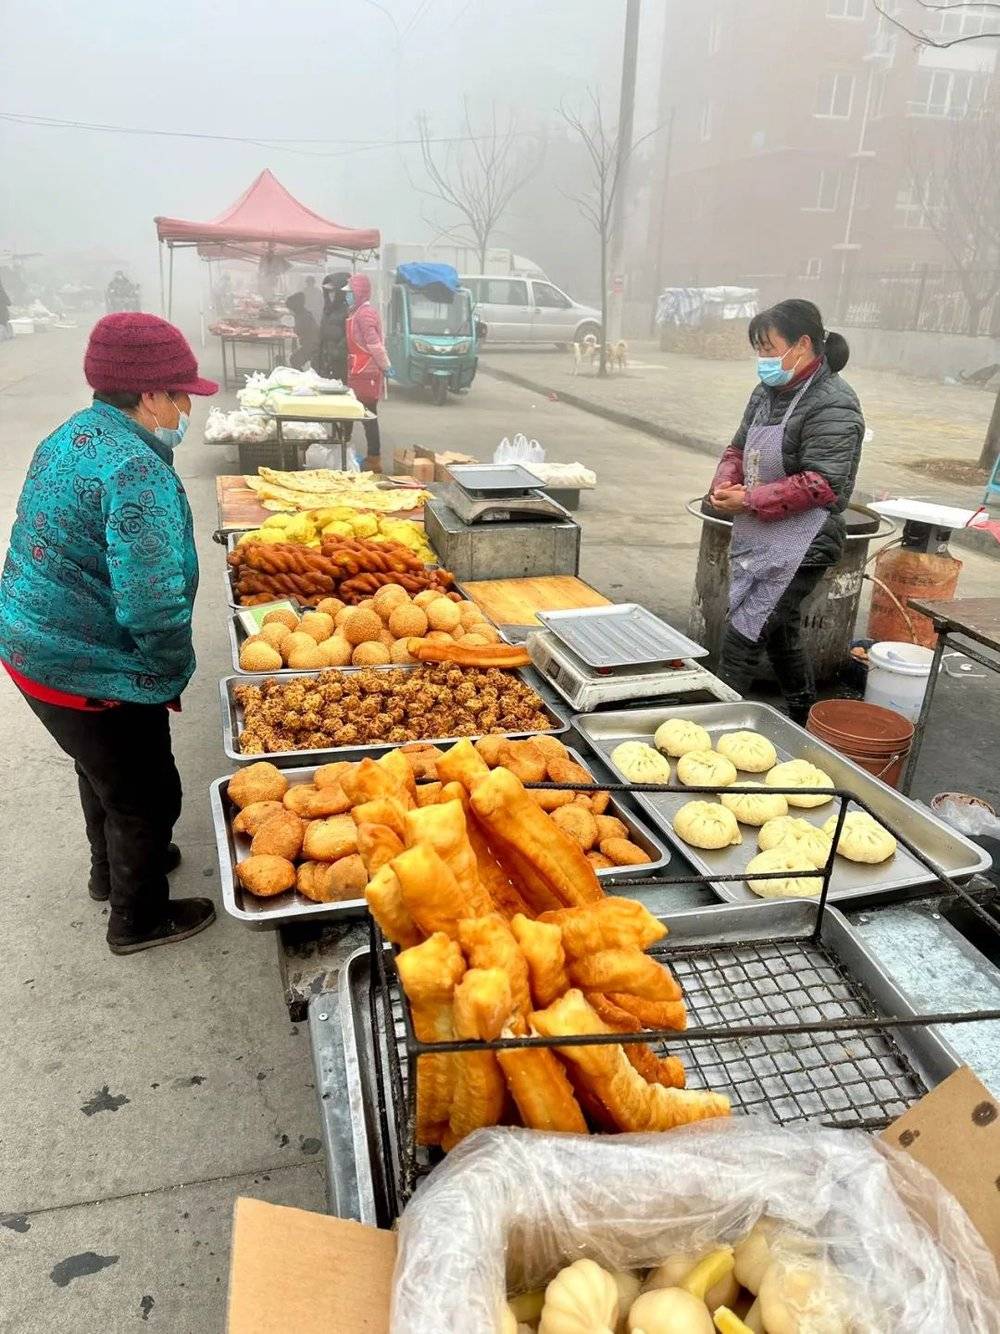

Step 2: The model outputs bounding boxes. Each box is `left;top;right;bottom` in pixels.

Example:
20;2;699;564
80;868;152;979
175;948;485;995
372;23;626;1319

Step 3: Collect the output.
392;445;433;477
226;1198;394;1334
881;1064;1000;1262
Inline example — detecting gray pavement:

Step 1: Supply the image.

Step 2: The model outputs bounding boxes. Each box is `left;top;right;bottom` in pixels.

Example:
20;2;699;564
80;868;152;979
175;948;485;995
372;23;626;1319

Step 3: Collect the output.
1;325;998;1329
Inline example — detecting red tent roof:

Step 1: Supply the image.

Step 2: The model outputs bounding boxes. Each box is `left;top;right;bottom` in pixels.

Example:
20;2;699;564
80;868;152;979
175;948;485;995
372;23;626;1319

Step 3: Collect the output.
154;169;380;256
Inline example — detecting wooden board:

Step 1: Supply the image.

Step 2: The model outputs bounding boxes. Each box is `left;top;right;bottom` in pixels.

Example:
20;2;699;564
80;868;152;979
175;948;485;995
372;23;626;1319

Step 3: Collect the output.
908;596;1000;652
462;575;610;627
214;475;425;531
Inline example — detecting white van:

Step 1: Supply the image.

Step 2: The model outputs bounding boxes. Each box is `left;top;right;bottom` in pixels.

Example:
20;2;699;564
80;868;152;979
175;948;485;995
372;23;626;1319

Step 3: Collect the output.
460;275;602;346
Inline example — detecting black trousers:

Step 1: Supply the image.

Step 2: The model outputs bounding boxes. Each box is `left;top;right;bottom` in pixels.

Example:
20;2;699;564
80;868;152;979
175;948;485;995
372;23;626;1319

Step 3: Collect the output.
19;692;182;930
345;399;381;464
717;564;826;719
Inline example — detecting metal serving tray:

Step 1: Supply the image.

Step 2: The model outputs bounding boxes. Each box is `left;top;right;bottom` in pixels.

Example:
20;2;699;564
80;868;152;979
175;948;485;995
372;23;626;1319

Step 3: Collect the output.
446;463;542;493
339;898;962;1224
538;604;708;668
573;701;990;907
210;749;666;926
220;665;568;766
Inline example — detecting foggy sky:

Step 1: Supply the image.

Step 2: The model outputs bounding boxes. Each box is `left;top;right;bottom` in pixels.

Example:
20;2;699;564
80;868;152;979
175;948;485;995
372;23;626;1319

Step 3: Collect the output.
0;0;665;302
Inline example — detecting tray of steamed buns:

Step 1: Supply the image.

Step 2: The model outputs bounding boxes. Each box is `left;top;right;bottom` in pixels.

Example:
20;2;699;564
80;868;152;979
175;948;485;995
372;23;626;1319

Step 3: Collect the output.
571;701;990;906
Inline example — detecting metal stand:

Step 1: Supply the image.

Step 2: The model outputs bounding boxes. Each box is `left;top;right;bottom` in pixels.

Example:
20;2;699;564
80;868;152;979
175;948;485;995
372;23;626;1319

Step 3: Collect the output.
272;415;357;472
219;334;293;391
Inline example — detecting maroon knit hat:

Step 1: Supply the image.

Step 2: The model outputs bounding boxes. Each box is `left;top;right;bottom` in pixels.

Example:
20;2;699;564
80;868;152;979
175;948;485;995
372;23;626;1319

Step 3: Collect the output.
84;313;218;396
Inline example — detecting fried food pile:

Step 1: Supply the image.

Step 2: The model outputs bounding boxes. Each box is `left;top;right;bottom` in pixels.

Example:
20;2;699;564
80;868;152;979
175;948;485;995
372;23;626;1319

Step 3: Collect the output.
233;664;552;754
246;466;431;515
228;537;456;607
235;508;436;563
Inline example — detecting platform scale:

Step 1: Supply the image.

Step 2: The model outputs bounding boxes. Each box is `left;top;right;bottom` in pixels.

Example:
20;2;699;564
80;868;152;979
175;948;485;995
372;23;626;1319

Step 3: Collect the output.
424;463;581;581
526;604;739;711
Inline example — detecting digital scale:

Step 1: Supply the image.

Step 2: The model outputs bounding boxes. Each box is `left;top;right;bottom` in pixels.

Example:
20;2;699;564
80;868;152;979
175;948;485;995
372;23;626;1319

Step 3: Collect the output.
526;605;739;711
441;463;572;525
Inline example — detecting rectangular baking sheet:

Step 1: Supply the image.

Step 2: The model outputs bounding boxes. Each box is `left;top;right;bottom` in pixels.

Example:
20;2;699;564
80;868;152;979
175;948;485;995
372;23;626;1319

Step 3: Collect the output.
211;750;666;927
538;603;708;667
572;701;990;906
220;665;568;765
446;463;542;493
338;899;961;1223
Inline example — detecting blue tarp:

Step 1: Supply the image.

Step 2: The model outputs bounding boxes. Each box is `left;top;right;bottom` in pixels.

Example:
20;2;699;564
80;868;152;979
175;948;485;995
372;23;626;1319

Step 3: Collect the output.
396;262;460;294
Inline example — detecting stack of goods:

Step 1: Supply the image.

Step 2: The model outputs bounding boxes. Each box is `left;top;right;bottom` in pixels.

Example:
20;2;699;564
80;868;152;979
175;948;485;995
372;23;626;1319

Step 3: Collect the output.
228;541;456;607
226;742;729;1143
209;321;292;339
524;461;597;489
234;664;552;752
611;722;896;898
204;407;327;445
246;466;430;515
234;509;436;563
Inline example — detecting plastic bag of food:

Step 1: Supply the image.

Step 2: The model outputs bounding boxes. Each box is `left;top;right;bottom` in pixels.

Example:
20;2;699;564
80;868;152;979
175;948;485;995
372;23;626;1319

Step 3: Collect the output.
391;1121;999;1333
304;442;359;471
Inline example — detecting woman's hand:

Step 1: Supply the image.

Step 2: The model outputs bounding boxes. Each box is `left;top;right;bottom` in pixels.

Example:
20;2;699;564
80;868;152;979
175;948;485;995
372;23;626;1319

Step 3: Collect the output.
710;485;748;515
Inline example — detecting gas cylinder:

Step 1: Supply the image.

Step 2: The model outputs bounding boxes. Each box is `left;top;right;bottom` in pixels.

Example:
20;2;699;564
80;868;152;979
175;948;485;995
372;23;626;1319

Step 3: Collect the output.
867;521;962;647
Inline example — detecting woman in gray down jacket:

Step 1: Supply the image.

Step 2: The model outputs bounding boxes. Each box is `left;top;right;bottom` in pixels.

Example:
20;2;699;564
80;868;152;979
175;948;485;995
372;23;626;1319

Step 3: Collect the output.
708;299;865;723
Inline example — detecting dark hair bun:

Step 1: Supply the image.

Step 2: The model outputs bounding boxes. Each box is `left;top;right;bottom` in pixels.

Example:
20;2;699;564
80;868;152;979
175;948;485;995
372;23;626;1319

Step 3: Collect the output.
824;330;850;373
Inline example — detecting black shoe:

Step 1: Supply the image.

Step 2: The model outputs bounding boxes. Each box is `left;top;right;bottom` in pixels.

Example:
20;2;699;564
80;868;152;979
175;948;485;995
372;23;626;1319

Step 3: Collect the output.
107;897;216;956
89;844;180;903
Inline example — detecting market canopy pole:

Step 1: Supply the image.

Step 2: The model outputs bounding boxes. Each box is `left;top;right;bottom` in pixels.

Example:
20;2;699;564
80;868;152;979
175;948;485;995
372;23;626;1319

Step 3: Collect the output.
158;239;166;317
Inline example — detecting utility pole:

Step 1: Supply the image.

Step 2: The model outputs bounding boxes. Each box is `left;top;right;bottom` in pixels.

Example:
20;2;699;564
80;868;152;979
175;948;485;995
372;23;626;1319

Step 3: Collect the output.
647;105;675;334
607;0;641;345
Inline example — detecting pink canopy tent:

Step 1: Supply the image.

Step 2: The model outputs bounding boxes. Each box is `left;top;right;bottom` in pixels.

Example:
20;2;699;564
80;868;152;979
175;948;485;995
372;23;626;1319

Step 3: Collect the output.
154;169;380;315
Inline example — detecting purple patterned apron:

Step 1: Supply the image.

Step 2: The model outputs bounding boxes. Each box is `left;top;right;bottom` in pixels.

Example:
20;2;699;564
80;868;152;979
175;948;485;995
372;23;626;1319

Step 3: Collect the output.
728;374;826;642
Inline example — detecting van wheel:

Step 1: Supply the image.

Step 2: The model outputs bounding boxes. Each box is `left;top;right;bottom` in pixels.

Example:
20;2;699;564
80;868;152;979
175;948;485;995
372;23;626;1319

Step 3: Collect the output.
431;379;448;406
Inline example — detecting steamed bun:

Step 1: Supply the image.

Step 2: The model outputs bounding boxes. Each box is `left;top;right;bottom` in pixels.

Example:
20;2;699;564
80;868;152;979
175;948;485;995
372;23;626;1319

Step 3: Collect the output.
757;816;833;868
745;847;823;899
676;749;738;790
673;800;742;850
610;741;672;785
716;729;778;773
719;782;789;826
764;759;834;808
654;717;712;757
822;809;897;864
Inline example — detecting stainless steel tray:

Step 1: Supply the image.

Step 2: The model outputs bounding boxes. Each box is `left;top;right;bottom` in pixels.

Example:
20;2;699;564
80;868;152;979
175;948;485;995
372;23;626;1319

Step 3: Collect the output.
538;604;708;668
339;899;961;1224
211;751;667;926
446;462;542;493
572;701;991;906
220;665;568;765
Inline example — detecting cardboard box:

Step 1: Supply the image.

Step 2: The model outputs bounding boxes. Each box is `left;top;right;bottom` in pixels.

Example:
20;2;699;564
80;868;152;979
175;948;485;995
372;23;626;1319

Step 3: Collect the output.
391;447;478;483
227;1067;999;1333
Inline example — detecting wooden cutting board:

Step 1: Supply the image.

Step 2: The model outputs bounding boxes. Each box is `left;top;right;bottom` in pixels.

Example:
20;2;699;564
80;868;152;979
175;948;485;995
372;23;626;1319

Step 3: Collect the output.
463;576;610;627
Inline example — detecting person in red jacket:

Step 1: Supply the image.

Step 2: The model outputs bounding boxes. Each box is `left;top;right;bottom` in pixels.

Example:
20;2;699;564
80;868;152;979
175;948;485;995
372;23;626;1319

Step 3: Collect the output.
345;273;392;472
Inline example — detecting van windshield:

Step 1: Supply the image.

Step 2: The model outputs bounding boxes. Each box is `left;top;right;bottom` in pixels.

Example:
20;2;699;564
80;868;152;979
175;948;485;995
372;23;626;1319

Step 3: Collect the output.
408;291;473;336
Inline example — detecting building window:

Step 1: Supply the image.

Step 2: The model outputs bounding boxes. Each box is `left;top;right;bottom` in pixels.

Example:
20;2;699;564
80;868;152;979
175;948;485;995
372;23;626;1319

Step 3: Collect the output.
700;101;714;141
907;68;976;118
853;169;873;210
802;258;824;279
870;68;890;118
809;169;842;211
937;5;989;38
895;179;944;230
815;73;855;119
826;0;865;17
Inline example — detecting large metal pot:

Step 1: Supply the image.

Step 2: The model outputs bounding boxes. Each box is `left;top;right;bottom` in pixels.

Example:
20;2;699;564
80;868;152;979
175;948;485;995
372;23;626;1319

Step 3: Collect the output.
685;499;895;684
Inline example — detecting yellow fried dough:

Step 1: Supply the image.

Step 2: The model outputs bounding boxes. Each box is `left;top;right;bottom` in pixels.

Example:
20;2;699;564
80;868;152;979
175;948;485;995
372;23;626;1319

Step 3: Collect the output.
587;993;686;1089
283;783;352;818
227;762;288;809
529;787;576;812
393;843;479;940
443;968;513;1148
313;761;354;790
351;796;408;842
587;852;615;870
232;800;284;837
550;803;600;851
458;913;532;1030
433;779;531;919
356;822;405;874
531;990;730;1131
365;864;422;948
235;854;296;898
376;748;417;808
495;739;548;784
250;810;305;860
473;735;506;767
399;745;444;783
404;800;492;915
606;992;688;1032
539;898;667;957
436;738;491;790
470;767;603;909
296;857;367;903
533;734;571;764
568;948;682;1001
414;780;444;807
340;758;402;809
302;814;358;862
511;914;570;1007
599;837;653;867
594;814;628;843
395;933;466;1144
495;1038;588;1134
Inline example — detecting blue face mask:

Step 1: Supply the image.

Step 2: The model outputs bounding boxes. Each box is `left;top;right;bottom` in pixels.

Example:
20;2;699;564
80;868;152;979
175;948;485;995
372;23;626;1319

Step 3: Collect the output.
756;350;801;388
344;290;356;309
153;404;190;448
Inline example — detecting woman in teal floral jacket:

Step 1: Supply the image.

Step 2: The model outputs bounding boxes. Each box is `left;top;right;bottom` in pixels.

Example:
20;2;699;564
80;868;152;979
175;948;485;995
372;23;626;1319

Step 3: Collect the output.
0;313;219;955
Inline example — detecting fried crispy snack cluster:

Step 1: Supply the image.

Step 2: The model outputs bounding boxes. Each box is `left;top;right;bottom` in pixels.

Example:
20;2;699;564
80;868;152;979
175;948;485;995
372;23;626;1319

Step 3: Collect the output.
228;537;456;607
233;665;553;754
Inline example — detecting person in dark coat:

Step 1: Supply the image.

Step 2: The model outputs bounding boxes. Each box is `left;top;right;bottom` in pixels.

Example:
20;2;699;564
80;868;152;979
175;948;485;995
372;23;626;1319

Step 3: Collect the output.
285;292;319;370
314;271;351;381
0;279;12;339
708;299;865;723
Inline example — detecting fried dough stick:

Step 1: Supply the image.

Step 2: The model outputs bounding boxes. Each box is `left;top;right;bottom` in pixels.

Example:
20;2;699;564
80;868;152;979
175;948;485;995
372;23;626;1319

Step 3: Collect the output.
568;948;683;1002
496;1041;588;1134
511;914;570;1007
606;992;688;1032
435;738;491;790
443;968;512;1149
539;899;667;958
404;800;492;916
458;914;532;1032
531;990;730;1131
365;864;422;948
587;993;686;1089
352;796;408;842
439;780;531;920
393;843;479;941
356;823;405;875
395;933;466;1144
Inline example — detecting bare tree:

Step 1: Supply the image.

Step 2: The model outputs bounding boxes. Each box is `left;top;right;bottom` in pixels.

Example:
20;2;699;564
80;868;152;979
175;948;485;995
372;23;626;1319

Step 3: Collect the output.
413;102;543;273
874;0;1000;46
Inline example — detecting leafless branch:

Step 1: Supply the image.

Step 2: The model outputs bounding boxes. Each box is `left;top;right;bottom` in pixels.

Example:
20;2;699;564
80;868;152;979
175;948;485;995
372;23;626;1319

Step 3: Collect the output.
873;0;1000;47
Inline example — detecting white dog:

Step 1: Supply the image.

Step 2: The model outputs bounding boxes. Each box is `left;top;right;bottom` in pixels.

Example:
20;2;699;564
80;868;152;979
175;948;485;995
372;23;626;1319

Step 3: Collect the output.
572;333;600;374
607;339;628;373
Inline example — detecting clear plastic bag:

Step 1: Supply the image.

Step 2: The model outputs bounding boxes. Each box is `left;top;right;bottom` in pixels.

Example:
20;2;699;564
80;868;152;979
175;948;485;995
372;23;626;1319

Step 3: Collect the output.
391;1121;1000;1333
494;433;546;465
304;442;359;471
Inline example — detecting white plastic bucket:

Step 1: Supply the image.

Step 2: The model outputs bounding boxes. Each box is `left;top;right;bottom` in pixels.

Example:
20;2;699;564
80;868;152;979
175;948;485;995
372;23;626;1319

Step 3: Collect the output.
864;641;935;723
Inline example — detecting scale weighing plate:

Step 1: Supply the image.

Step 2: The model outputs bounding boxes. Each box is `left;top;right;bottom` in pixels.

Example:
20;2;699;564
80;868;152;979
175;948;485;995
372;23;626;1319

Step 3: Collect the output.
446;463;543;493
527;629;724;711
538;603;708;669
441;477;571;526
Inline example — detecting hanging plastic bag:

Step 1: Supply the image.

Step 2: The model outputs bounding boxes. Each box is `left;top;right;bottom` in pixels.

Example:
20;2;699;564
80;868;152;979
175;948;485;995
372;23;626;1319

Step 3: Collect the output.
304;442;359;471
493;436;512;464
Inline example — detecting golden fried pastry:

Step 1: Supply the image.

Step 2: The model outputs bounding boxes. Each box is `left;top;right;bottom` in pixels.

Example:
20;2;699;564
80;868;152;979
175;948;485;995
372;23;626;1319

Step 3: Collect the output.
495;1038;588;1134
302;814;358;862
587;993;686;1089
228;762;288;809
587;852;614;870
605;992;687;1032
250;810;305;860
458;913;532;1028
340;758;400;809
443;968;512;1149
529;787;576;812
532;734;571;764
283;783;352;819
395;932;466;1144
473;735;506;767
531;990;729;1130
296;858;366;903
510;914;570;1007
568;948;681;1002
404;800;492;914
261;607;299;631
550;803;599;851
365;864;422;948
376;748;418;807
496;739;548;784
236;854;296;898
414;781;444;807
599;837;653;867
393;843;479;940
471;767;603;910
594;814;628;843
356;822;405;874
436;738;491;790
232;800;284;837
400;745;444;782
540;898;667;957
352;796;408;842
298;610;335;643
313;761;354;790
